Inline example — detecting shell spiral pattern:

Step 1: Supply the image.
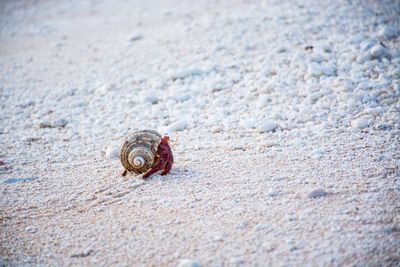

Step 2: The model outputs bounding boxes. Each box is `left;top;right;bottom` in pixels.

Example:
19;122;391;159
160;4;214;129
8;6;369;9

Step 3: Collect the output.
120;130;162;174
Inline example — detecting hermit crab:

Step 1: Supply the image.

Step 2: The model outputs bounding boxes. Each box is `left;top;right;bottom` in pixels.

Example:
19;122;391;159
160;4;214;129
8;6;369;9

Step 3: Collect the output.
120;130;175;178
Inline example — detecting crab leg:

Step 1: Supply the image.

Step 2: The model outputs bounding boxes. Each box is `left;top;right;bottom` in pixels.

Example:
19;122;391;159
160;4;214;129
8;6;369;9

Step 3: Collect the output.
142;157;167;179
170;133;179;147
160;162;172;175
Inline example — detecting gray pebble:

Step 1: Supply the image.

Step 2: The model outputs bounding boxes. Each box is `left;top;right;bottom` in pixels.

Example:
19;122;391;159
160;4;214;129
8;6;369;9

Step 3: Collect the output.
38;121;52;128
272;176;286;181
71;248;93;258
53;118;68;128
308;189;329;198
128;34;143;42
383;225;400;234
375;123;392;131
25;225;37;234
268;191;280;197
38;119;68;128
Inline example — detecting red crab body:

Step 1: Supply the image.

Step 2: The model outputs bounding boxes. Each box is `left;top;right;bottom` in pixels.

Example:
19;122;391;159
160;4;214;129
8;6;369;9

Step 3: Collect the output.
143;136;174;178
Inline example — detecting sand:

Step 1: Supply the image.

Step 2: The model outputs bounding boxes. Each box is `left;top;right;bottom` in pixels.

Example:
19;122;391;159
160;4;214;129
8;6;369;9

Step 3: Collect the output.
1;0;399;266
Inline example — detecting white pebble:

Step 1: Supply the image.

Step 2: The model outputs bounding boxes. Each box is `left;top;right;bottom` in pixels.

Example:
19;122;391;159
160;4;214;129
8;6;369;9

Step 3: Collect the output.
230;257;245;266
370;45;387;59
307;91;323;104
378;25;398;39
166;120;187;132
364;107;384;116
212;125;224;133
141;94;159;104
239;118;257;129
177;259;201;267
308;63;336;77
105;144;120;159
257;95;270;108
53;118;68;128
351;117;370;129
94;83;114;96
169;68;203;80
257;121;278;133
312;149;325;159
360;40;375;51
167;91;192;102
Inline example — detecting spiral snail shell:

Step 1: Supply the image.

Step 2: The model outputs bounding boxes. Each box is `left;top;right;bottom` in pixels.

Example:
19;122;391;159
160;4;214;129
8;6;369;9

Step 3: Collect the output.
120;130;162;175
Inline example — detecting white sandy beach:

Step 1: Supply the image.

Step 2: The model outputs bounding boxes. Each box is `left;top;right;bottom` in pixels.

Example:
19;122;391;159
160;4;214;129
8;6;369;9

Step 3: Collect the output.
0;0;399;266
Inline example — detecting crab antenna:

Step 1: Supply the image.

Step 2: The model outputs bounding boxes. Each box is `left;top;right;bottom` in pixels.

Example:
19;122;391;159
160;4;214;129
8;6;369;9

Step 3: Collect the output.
170;133;179;147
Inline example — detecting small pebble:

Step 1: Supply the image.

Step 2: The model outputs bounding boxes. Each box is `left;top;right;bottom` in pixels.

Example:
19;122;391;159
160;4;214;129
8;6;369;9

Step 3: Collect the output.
128;34;143;42
257;121;278;133
236;222;248;230
169;68;203;80
212;125;224;133
141;94;159;104
230;257;245;266
257;95;271;108
53;118;68;128
272;176;286;181
213;235;223;241
39;119;68;128
378;25;398;39
3;176;38;184
255;223;270;231
261;242;275;252
376;155;387;161
374;123;392;131
70;248;93;258
177;259;202;267
268;191;280;197
105;144;120;159
239;118;257;129
308;63;336;77
383;225;400;234
360;40;375;51
166;120;188;132
25;226;37;234
312;149;325;159
94;83;114;96
38;121;52;128
370;45;387;59
308;189;329;198
351;117;370;129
